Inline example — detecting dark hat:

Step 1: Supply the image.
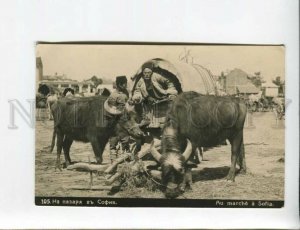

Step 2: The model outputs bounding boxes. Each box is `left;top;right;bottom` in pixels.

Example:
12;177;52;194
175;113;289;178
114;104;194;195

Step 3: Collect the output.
38;84;50;96
116;76;127;85
63;87;75;96
142;62;154;71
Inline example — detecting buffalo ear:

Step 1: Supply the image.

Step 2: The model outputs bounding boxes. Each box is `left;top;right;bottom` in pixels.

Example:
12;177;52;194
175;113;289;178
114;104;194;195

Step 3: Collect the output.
182;139;193;162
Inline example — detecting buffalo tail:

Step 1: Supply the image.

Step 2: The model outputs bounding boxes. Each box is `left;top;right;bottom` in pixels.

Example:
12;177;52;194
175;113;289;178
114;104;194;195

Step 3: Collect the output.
50;128;56;153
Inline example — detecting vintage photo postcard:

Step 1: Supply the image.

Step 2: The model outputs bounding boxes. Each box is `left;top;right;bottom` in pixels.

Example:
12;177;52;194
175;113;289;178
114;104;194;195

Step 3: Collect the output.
35;43;285;208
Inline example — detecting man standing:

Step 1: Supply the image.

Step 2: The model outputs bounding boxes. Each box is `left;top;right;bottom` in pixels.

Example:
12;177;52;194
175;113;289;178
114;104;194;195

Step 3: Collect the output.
105;76;130;163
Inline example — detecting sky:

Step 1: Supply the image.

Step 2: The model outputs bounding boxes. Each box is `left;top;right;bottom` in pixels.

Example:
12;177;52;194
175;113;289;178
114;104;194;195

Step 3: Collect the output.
36;44;285;84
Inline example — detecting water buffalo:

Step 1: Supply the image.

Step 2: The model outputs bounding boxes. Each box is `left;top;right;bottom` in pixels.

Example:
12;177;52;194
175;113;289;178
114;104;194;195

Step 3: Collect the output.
151;91;247;198
50;95;143;170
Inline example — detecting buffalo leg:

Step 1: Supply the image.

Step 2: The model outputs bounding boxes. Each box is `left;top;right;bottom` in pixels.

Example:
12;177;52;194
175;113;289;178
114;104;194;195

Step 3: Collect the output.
237;142;246;174
227;131;243;181
184;168;192;191
62;136;73;167
91;140;104;164
56;132;64;171
197;147;203;162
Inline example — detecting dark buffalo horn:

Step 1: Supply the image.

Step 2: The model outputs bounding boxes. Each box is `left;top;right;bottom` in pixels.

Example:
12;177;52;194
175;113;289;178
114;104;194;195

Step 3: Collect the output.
104;100;123;115
150;141;162;162
182;139;193;162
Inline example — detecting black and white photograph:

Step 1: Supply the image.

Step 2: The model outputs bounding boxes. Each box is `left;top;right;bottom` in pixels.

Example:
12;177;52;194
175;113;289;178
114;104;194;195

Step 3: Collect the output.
0;0;298;228
35;43;285;207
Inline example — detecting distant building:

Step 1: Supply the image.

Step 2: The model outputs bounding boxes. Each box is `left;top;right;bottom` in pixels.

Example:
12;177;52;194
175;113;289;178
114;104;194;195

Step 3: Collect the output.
219;68;260;95
236;84;260;95
36;57;43;83
261;82;279;97
36;57;104;95
40;77;94;94
39;71;94;94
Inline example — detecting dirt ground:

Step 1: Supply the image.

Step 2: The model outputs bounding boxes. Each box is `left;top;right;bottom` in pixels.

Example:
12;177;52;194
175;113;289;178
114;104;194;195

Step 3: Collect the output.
35;111;284;200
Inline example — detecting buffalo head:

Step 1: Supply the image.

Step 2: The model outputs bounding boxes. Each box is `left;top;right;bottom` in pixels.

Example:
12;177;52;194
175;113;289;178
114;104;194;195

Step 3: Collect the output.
117;109;144;139
151;137;193;198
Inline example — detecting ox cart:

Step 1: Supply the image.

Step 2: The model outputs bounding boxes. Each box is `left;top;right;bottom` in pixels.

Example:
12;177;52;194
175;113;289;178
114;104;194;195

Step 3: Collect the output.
131;58;217;131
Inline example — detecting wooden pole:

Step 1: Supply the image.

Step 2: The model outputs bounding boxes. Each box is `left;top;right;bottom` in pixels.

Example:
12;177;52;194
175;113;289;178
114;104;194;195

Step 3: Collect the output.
142;160;158;171
67;163;109;172
69;185;113;191
105;172;121;185
149;170;162;180
137;141;161;159
104;154;130;174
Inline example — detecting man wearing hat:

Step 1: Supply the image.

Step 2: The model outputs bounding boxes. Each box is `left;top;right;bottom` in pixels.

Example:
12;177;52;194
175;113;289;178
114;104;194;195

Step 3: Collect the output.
106;76;129;113
105;76;131;163
132;62;178;126
132;62;178;104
